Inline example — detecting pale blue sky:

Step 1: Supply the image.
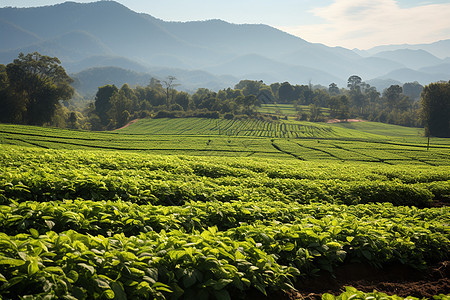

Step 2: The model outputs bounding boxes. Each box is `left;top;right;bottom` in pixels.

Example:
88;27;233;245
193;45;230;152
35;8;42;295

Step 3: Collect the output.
1;0;450;49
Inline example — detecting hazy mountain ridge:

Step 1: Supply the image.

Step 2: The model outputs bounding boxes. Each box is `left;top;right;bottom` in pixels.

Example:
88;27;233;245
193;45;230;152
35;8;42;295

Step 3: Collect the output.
360;40;450;59
1;1;449;95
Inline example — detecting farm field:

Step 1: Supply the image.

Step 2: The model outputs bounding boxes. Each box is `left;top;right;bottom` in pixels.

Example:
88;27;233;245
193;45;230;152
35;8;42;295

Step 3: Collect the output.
0;118;449;299
258;104;331;119
1;119;449;165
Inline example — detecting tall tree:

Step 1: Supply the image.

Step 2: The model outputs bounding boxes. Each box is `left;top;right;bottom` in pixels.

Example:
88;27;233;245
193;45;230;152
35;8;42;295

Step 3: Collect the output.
94;84;118;125
328;83;340;95
421;81;450;137
347;75;362;92
383;85;403;110
278;82;296;103
347;75;365;114
3;52;74;125
162;76;178;108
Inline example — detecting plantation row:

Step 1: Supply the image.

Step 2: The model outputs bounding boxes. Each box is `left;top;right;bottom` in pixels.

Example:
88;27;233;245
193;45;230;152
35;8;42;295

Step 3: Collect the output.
2;199;448;238
2;122;449;165
273;139;450;165
0;199;448;299
117;118;347;139
1;146;449;208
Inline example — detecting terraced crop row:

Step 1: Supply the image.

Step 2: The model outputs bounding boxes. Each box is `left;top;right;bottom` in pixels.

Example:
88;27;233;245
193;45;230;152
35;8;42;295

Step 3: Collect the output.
1;145;449;208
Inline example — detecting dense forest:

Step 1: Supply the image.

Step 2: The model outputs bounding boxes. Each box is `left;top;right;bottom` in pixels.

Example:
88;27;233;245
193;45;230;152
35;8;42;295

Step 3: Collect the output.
1;52;449;137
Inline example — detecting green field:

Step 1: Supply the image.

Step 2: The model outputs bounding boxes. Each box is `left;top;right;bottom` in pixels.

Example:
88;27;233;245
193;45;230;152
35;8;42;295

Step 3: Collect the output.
258;104;331;118
0;118;449;299
1;118;449;165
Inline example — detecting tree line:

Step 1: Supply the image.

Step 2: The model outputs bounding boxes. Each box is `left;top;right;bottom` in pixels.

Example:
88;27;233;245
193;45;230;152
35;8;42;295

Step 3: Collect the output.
0;52;449;137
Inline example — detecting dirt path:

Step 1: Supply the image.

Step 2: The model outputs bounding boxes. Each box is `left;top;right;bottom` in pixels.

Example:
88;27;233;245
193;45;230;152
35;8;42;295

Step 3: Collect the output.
114;119;141;131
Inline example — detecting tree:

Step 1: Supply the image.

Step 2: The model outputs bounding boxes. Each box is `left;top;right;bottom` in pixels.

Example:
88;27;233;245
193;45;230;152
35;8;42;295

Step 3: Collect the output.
278;82;296;103
3;52;74;125
108;84;135;128
421;81;450;137
403;82;423;101
235;80;264;96
68;111;79;129
162;76;178;108
328;83;340;95
383;85;403;110
174;91;190;111
309;103;322;122
94;84;118;125
347;75;362;92
347;75;365;114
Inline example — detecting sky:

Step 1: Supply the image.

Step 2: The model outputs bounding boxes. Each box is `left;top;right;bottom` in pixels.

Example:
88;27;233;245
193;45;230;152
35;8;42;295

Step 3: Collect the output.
1;0;450;50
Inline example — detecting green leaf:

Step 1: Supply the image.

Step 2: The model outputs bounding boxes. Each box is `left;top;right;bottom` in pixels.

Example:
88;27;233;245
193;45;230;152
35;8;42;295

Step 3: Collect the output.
152;282;172;293
67;270;79;283
111;281;128;300
27;257;39;275
95;278;111;289
283;243;295;251
78;263;95;274
322;293;335;300
213;279;233;290
346;236;354;243
103;289;115;299
44;266;64;274
62;295;79;300
0;257;26;266
182;270;197;288
254;282;267;296
29;228;39;238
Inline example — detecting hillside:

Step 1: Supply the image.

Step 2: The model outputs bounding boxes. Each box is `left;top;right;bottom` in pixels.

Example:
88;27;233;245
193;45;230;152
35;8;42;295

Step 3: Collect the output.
1;1;449;91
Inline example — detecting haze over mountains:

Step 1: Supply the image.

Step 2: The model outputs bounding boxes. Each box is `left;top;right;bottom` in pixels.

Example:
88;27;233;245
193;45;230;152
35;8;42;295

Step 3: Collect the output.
1;1;449;96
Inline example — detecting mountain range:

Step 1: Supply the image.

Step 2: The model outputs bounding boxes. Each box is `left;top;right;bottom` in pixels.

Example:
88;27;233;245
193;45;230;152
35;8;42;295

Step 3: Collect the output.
1;1;449;96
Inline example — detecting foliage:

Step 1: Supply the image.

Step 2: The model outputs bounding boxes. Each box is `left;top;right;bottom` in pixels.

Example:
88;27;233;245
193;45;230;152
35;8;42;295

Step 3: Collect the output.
421;81;450;137
0;144;448;298
0;119;449;298
0;52;74;126
323;286;450;300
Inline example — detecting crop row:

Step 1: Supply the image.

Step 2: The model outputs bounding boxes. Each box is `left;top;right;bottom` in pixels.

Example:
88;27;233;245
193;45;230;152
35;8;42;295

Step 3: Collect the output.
0;162;443;208
2;122;450;165
118;118;345;139
0;209;448;299
1;198;448;238
1;146;449;207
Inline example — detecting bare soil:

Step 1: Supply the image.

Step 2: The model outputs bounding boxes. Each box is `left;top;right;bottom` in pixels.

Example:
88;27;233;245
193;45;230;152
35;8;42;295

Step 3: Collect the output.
247;261;450;299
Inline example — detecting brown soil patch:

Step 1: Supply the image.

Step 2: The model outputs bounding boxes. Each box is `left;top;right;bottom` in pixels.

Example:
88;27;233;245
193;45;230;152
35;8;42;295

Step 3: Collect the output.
248;261;450;299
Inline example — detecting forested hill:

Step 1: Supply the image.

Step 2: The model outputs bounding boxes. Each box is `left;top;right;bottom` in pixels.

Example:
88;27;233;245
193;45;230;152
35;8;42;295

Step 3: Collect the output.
1;1;449;90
